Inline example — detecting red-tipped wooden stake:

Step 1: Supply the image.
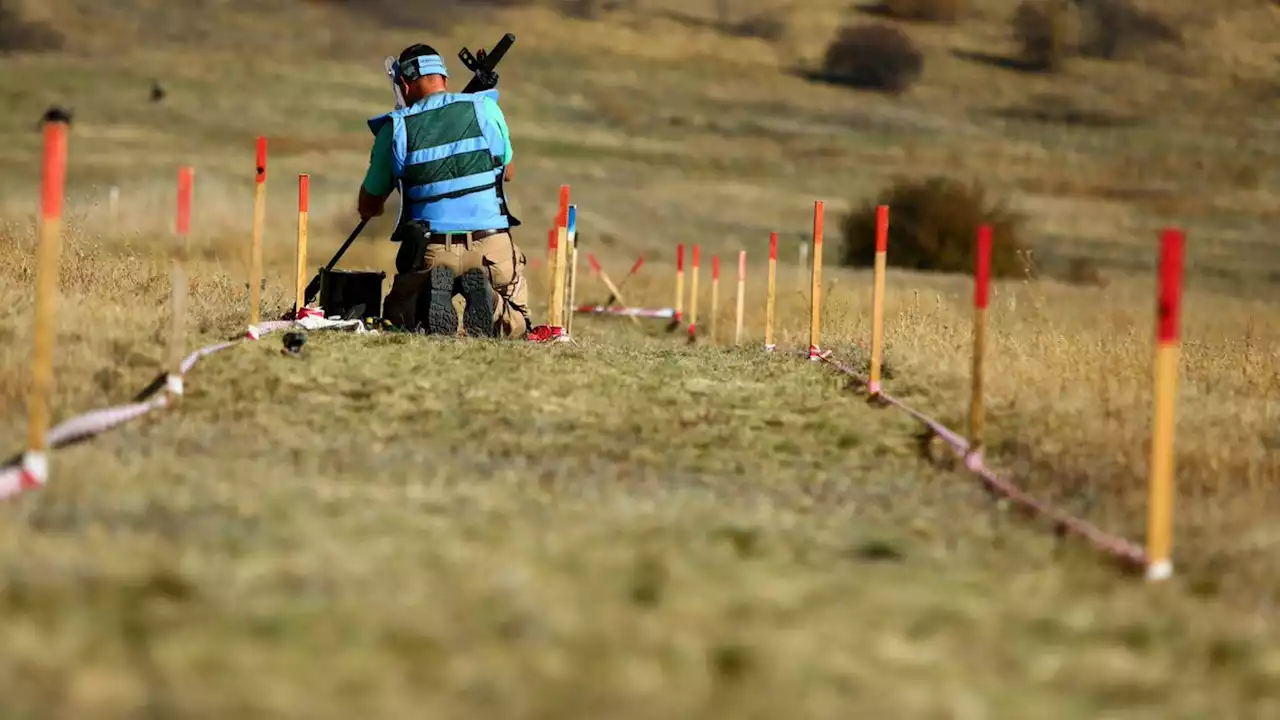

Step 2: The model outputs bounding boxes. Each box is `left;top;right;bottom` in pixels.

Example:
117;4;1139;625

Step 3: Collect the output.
1146;228;1185;582
808;201;824;360
711;255;721;343
24;114;69;486
547;226;560;325
735;250;747;345
968;225;993;466
248;137;267;333
295;174;310;316
170;166;194;391
675;244;685;324
869;205;889;395
548;185;570;329
689;245;701;342
765;232;777;351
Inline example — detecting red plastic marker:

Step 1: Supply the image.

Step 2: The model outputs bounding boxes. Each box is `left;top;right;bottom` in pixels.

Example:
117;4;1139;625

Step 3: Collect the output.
176;166;193;237
974;225;992;310
255;137;267;184
557;185;570;228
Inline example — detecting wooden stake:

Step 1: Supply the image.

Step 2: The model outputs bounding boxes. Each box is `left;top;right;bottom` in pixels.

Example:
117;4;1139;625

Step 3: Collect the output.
588;255;642;327
248;136;267;331
675;243;685;324
688;245;700;342
170;166;194;387
969;225;992;462
765;231;777;351
295;174;309;316
606;256;645;306
735;250;746;345
711;255;721;343
565;204;578;337
808;202;824;359
25;115;69;474
869;205;889;395
168;262;187;393
1146;228;1185;582
548;185;570;328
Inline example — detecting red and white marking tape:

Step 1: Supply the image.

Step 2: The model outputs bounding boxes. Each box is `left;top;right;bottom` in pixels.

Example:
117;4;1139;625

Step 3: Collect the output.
810;351;1147;569
0;314;369;500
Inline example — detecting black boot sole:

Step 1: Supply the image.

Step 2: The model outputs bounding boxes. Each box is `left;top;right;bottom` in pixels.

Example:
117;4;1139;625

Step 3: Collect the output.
458;269;495;338
420;266;457;335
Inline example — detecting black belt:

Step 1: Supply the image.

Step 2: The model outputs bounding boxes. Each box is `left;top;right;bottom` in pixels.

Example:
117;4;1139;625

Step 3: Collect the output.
427;229;503;244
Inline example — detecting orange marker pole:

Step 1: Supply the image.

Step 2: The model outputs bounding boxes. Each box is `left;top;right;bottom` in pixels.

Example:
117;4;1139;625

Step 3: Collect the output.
764;232;777;351
548;185;570;329
688;245;701;342
968;225;992;466
1146;228;1185;582
295;174;310;316
808;201;824;360
248;136;267;334
868;205;889;396
711;255;721;343
23;113;69;487
675;243;685;324
735;250;746;345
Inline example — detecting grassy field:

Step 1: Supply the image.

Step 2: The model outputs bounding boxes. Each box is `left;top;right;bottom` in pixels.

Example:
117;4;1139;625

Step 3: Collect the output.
1;0;1279;716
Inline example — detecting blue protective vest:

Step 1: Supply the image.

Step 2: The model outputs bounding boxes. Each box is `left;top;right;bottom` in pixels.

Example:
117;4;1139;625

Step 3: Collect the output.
367;90;510;233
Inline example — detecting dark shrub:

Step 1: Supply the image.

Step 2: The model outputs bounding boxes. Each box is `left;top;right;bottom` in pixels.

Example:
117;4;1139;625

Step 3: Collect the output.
0;1;64;54
1077;0;1181;60
840;176;1029;278
1012;0;1071;71
820;24;924;94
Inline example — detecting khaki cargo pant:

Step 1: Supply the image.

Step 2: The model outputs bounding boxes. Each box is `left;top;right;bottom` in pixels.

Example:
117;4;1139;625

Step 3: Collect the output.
384;231;530;337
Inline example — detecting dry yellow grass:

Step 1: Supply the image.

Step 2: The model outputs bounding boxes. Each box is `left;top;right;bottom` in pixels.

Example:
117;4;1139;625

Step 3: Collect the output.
1;0;1279;715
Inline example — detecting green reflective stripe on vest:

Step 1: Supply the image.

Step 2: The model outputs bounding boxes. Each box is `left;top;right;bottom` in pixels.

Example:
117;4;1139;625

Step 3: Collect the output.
401;102;487;188
403;149;495;189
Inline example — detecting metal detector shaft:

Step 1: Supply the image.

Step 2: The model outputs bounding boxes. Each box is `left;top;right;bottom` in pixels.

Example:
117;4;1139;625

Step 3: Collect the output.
303;218;369;305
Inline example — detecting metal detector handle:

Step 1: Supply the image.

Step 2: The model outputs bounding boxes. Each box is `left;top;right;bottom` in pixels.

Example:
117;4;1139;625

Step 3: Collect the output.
303;217;369;305
460;33;515;94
